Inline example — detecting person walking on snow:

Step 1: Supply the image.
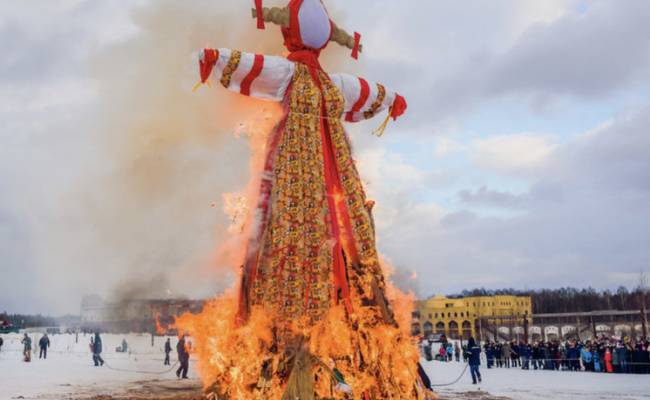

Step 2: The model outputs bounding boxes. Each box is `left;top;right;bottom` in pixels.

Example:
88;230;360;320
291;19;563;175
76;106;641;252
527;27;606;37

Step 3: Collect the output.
39;333;50;359
164;337;172;365
176;335;190;379
466;337;482;385
92;332;104;366
21;333;32;362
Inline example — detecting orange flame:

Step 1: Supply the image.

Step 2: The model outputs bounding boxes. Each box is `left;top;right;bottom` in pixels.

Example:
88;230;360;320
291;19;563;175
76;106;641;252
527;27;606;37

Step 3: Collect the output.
154;312;167;335
174;106;433;398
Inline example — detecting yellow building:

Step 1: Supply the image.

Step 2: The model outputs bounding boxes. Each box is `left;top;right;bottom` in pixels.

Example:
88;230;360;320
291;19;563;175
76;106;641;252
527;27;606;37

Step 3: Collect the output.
413;295;532;340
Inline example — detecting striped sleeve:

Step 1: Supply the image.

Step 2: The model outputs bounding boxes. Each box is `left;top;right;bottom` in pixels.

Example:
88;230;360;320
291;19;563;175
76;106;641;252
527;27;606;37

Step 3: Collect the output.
330;73;397;122
204;48;295;101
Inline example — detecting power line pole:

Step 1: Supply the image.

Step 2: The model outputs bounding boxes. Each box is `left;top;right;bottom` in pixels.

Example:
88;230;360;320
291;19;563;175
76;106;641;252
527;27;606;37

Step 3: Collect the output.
639;271;648;339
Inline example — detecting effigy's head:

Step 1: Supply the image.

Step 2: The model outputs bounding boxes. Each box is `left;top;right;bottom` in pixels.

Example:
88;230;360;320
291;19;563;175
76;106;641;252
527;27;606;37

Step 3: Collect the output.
253;0;361;59
282;0;331;53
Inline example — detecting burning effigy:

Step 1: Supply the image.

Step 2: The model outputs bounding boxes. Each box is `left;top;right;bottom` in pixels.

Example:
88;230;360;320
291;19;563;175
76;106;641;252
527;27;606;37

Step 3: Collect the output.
176;1;432;399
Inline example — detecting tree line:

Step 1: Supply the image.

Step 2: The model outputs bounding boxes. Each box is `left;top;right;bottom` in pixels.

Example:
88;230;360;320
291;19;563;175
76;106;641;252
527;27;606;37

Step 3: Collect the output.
448;287;648;314
1;312;80;328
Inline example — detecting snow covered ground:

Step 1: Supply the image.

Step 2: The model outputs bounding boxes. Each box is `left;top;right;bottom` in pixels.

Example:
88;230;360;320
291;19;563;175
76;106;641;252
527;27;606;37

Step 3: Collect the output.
2;333;649;399
422;359;650;400
0;332;201;400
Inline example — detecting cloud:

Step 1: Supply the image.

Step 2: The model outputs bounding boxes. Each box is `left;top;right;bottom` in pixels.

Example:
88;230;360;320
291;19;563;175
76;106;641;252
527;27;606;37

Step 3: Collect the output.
370;0;650;127
458;186;528;210
434;137;466;158
487;0;650;99
377;107;650;296
471;133;558;176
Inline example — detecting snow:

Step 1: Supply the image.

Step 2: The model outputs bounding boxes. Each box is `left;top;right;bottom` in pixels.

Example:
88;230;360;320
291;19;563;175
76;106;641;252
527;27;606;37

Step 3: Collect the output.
422;358;650;400
0;332;200;400
2;333;649;400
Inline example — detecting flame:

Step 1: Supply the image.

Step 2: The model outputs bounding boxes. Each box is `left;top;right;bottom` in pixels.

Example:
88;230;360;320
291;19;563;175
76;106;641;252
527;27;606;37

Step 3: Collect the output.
154;312;167;335
174;106;433;398
222;192;248;234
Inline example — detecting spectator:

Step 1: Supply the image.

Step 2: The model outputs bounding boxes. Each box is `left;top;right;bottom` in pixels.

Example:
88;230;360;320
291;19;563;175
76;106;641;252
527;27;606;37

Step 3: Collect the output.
484;342;495;369
501;341;511;368
604;347;613;373
438;344;446;361
454;342;461;362
21;333;32;362
495;342;503;368
446;342;454;362
466;337;482;385
532;342;541;370
92;332;104;367
176;335;190;379
521;342;532;370
38;333;50;359
592;347;601;372
164;338;172;365
0;335;3;352
511;341;520;368
581;344;593;371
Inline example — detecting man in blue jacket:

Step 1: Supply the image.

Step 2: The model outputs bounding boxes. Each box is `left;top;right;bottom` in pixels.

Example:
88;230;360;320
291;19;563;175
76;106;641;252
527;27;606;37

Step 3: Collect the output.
466;337;482;384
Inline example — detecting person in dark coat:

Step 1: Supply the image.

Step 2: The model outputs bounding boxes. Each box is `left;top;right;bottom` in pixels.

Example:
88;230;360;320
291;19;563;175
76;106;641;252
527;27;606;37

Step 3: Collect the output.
484;342;494;368
521;343;532;370
567;341;580;371
21;334;32;362
176;335;190;379
39;333;50;359
164;338;172;365
466;337;482;384
511;341;520;367
92;332;104;366
0;335;4;352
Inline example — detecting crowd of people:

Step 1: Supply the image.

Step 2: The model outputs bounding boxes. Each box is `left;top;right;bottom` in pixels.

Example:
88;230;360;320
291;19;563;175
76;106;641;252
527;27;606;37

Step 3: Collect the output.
424;334;650;375
483;337;650;374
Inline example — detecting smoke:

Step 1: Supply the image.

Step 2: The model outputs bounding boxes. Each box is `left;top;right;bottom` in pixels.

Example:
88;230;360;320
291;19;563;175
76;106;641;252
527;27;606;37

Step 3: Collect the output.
2;0;365;314
110;273;172;304
77;0;291;306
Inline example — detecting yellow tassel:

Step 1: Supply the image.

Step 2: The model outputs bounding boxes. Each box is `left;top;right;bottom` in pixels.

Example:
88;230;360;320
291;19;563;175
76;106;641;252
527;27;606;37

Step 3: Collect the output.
192;79;211;92
372;107;393;137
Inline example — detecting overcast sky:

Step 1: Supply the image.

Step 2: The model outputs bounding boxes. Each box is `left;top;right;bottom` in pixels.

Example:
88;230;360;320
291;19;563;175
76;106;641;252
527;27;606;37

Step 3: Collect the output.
1;0;649;315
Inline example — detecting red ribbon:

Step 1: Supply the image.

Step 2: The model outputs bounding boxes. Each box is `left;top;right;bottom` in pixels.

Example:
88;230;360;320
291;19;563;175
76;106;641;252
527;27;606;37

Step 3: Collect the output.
352;32;361;60
255;0;265;29
390;94;408;120
240;54;264;96
199;48;218;83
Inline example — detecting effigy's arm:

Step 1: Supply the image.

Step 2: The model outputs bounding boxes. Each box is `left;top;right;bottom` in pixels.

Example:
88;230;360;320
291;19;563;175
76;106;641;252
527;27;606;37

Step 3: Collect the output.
197;48;295;101
330;73;407;123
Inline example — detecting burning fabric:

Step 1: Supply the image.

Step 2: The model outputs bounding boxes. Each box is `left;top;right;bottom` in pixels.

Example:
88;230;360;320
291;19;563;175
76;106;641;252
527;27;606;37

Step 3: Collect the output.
177;1;430;399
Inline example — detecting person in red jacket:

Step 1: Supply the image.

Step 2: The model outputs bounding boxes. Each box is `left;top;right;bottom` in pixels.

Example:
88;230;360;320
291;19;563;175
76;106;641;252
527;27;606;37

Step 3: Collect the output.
604;347;613;373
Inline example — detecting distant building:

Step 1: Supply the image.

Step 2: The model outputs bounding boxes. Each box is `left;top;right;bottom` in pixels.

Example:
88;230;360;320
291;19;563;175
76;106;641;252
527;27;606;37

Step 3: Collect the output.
413;295;532;340
80;295;203;333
